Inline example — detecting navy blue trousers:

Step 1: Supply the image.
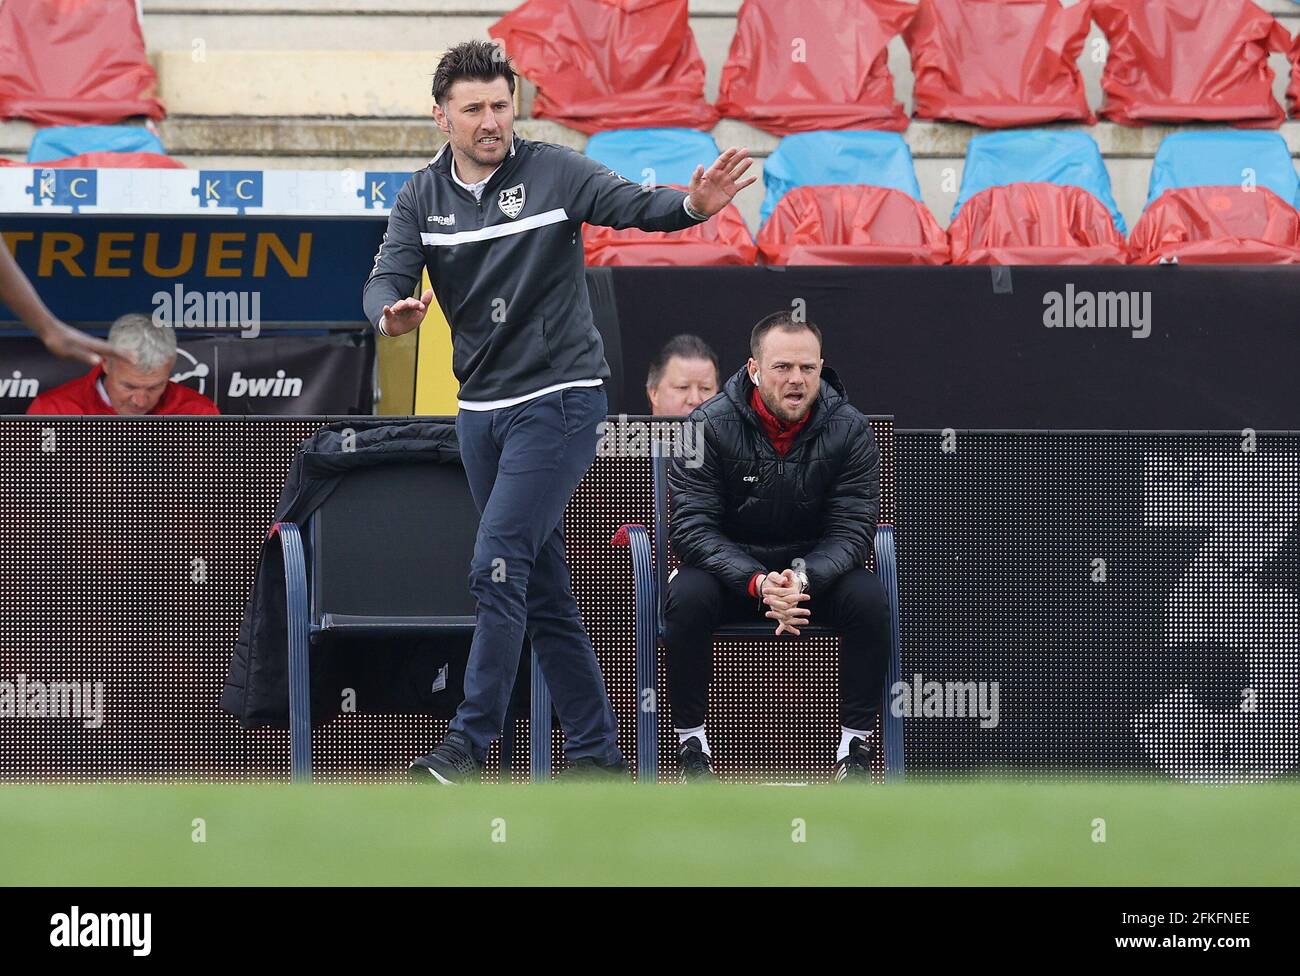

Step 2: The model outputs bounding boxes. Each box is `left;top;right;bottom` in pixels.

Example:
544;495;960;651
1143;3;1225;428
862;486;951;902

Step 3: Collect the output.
449;384;621;765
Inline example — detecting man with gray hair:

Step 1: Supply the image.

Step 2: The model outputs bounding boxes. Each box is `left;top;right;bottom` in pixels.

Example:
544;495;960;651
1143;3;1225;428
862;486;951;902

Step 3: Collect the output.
26;313;219;416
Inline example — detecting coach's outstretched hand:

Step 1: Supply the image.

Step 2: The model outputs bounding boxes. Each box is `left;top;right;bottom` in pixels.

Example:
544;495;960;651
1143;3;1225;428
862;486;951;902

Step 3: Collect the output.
381;287;435;337
0;244;128;367
35;319;128;368
686;148;757;218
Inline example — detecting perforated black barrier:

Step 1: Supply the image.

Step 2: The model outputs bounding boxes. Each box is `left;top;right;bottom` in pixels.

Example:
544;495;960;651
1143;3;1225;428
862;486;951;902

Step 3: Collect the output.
608;266;1300;429
895;431;1299;783
0;420;1295;783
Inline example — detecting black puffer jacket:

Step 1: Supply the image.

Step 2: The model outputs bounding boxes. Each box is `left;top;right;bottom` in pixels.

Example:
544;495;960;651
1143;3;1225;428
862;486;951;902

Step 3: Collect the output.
668;364;880;596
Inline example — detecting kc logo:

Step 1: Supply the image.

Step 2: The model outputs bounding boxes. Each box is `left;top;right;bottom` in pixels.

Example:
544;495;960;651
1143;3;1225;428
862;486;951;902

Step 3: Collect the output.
497;183;525;219
360;171;412;209
27;169;97;212
193;170;263;214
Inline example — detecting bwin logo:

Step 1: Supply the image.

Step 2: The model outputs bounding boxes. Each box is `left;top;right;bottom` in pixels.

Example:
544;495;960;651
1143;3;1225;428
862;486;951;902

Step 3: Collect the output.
50;906;151;956
0;370;39;399
170;347;210;396
228;370;303;399
1043;284;1152;339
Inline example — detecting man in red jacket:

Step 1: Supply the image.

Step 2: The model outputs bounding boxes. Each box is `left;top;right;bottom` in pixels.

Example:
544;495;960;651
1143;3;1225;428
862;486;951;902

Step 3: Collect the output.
27;313;219;416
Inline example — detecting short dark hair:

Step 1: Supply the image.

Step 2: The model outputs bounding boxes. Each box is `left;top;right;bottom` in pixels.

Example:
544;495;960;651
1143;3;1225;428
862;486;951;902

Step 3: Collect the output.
749;310;823;361
432;40;517;105
646;334;720;390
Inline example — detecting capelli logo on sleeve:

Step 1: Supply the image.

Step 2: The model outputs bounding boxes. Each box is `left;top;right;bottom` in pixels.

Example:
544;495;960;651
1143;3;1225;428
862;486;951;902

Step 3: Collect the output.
50;907;151;956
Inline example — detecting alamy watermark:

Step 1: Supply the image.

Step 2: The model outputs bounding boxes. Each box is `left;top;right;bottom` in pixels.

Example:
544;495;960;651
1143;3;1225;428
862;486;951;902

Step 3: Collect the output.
891;673;1000;728
152;284;261;338
0;674;104;729
50;907;150;956
1043;285;1151;339
596;415;705;467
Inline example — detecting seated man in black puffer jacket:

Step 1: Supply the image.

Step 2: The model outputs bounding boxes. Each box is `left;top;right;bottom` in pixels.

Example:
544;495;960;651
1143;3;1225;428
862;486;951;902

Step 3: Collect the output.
665;310;889;783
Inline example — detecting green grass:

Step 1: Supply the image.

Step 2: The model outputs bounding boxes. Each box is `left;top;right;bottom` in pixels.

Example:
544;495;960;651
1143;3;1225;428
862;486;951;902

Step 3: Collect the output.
1;781;1296;886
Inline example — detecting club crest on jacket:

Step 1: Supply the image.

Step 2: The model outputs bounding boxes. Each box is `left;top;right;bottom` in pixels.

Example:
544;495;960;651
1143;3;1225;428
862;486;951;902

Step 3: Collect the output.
497;183;525;219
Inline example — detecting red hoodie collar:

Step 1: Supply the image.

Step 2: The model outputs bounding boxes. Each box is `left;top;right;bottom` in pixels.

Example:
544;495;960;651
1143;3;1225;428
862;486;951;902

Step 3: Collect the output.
749;386;812;455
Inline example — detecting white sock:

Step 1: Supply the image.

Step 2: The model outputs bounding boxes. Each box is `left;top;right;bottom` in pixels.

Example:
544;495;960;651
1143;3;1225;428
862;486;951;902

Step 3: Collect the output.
837;726;874;762
676;725;711;756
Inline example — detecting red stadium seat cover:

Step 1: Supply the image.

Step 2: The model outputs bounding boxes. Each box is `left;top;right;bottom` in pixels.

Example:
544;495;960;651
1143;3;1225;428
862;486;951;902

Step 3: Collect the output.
904;0;1095;127
715;0;915;135
1128;186;1300;264
948;182;1129;265
0;0;164;125
489;0;718;134
16;151;185;169
583;191;756;266
1289;32;1300;119
1093;0;1290;128
757;184;949;266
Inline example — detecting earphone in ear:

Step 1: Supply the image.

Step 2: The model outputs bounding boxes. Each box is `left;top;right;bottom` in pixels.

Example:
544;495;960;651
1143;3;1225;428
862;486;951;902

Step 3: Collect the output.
751;369;760;384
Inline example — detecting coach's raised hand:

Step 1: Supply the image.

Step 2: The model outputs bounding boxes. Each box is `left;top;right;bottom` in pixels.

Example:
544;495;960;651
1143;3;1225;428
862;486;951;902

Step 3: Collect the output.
380;287;435;337
686;148;757;218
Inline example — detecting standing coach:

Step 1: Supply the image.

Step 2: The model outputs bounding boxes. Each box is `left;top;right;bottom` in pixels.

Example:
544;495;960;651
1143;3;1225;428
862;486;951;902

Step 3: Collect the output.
363;40;754;783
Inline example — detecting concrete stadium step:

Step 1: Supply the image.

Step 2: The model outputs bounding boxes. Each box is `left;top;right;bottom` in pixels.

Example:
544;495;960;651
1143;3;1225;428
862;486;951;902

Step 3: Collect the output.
141;2;499;53
154;50;445;116
148;41;1296;135
88;116;1300;166
140;0;1300;103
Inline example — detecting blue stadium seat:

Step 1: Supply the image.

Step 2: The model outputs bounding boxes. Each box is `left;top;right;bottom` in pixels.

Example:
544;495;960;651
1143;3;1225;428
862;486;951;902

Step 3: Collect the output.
585;128;720;188
28;124;166;163
273;460;552;783
953;129;1126;233
760;131;923;226
1145;131;1300;211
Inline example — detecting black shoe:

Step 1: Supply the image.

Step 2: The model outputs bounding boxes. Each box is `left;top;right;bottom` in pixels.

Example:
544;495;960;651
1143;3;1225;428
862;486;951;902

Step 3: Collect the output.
562;756;629;781
408;731;481;785
679;736;716;782
833;736;876;783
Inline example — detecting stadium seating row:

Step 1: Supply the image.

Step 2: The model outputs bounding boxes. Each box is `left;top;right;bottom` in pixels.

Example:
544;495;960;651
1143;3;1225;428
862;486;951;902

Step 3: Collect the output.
7;0;1300;134
491;0;1300;134
588;181;1300;266
583;128;1300;265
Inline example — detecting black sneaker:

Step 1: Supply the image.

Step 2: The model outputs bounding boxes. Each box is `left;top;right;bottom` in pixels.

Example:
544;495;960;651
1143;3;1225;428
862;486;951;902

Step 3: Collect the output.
408;731;481;785
833;736;876;783
562;756;629;781
679;736;716;782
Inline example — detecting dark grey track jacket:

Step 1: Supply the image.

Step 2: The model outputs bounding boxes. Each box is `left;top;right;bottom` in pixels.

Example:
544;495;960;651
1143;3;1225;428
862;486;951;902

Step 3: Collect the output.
362;134;706;404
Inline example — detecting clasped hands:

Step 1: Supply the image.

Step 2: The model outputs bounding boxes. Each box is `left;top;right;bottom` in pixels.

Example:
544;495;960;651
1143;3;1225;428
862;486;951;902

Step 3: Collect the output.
759;569;810;636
